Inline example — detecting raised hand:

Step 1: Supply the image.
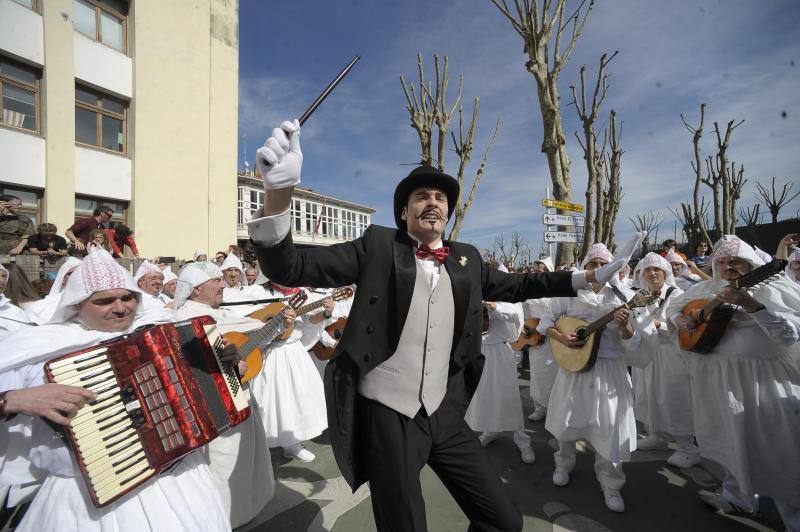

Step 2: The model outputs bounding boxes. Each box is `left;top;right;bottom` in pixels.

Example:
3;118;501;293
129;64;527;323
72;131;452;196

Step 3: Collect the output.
256;119;302;190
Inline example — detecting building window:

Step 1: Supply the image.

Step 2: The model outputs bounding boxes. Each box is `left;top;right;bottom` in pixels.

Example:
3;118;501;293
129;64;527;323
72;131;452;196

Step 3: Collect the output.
358;214;369;237
341;210;358;240
74;196;127;224
290;199;302;232
236;186;264;227
0;56;40;133
73;0;128;53
75;85;128;154
0;184;41;226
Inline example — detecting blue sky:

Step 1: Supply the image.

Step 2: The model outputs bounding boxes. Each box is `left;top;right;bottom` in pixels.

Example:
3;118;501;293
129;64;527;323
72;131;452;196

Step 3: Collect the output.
237;0;800;254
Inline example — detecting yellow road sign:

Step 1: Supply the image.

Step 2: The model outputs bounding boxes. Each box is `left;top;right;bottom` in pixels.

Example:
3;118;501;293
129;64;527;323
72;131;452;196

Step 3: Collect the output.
541;199;584;212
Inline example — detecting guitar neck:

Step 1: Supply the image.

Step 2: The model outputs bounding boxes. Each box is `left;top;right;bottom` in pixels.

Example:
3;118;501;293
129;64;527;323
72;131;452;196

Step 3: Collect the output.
584;304;627;335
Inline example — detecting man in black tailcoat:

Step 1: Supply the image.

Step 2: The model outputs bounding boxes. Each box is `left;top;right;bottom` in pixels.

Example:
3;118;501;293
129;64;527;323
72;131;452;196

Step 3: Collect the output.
247;120;627;531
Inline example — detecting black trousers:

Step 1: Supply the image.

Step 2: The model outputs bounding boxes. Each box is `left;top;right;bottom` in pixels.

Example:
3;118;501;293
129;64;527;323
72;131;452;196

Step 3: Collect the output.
359;394;523;532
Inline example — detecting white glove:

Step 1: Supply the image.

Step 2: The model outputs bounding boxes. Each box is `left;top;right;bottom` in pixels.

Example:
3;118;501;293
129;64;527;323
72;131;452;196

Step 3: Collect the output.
594;231;646;286
256;119;302;190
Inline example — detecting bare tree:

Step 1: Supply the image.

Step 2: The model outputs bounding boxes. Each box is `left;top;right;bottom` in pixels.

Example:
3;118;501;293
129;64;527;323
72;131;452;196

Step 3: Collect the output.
569;51;623;255
400;53;500;240
629;211;662;252
755;177;800;224
489;0;596;264
700;118;746;234
737;204;761;227
669;199;710;246
494;232;530;268
680;104;712;245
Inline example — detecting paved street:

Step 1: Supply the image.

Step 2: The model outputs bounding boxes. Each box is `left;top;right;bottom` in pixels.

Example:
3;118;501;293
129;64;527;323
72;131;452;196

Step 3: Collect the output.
240;368;784;532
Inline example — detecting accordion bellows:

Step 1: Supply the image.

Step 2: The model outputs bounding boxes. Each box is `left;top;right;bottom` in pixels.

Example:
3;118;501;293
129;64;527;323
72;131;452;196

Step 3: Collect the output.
45;316;249;507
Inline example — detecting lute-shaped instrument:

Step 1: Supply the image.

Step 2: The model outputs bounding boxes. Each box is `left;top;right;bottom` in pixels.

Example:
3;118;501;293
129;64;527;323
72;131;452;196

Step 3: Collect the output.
550;289;657;372
226;292;306;384
678;259;787;353
509;318;545;351
311;318;348;361
232;287;355;383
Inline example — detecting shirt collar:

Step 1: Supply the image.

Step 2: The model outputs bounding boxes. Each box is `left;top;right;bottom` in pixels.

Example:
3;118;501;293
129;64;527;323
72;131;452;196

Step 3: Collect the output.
407;232;443;250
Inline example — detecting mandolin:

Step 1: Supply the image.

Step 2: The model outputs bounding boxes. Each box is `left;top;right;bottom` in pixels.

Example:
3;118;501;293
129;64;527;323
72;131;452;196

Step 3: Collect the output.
509;318;545;351
231;287;355;383
550;289;656;373
311;318;348;361
678;259;786;354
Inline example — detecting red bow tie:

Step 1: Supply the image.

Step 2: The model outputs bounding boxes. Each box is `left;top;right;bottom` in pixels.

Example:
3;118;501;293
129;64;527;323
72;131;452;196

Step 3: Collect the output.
416;243;450;263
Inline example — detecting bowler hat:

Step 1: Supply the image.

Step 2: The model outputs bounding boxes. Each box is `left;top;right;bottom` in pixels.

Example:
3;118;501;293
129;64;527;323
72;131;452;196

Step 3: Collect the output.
393;166;460;229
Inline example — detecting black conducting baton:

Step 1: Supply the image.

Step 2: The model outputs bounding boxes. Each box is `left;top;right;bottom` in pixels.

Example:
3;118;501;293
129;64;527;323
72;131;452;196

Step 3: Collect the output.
298;55;361;126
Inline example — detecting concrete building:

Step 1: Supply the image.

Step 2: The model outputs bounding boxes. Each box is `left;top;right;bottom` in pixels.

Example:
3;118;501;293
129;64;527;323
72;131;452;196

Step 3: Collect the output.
237;171;375;247
0;0;239;258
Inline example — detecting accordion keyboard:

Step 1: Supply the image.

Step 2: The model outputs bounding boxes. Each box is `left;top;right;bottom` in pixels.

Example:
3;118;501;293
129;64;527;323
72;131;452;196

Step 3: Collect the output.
48;347;156;505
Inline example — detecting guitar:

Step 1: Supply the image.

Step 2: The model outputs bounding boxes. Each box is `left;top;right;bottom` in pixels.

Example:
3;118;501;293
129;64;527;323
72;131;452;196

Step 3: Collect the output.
509;318;545;351
678;258;787;354
311;318;348;361
225;292;306;384
549;289;657;373
231;287;355;383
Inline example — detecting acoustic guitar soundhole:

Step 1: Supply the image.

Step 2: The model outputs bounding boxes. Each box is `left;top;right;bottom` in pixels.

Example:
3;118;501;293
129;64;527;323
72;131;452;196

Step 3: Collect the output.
333;330;342;340
575;328;588;341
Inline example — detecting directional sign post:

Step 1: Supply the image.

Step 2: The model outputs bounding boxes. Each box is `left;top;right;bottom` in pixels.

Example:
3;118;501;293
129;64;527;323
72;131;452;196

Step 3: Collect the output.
543;213;585;227
541;199;584;212
544;231;581;243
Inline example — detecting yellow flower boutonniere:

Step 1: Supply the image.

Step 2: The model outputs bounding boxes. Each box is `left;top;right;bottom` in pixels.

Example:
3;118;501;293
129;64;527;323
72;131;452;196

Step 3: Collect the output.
459;256;468;267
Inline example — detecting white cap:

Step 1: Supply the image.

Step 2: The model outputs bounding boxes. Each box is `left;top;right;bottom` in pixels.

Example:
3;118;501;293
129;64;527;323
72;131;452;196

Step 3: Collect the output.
581;243;613;268
220;253;247;288
710;235;765;279
49;248;141;324
173;261;223;309
632;252;676;288
133;260;163;283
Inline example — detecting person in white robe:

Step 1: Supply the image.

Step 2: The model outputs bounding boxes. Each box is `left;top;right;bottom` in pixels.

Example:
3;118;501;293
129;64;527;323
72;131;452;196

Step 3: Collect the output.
465;299;535;464
784;249;800;285
172;261;275;528
133;261;170;311
23;257;81;325
524;257;557;423
667;250;703;290
248;285;328;462
160;267;178;300
0;264;32;338
666;236;800;529
540;242;641;513
0;248;230;532
622;253;700;468
0;262;43;511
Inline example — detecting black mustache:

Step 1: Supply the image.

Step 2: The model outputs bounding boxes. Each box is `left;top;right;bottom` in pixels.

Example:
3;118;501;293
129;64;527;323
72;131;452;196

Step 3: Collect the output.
416;208;443;220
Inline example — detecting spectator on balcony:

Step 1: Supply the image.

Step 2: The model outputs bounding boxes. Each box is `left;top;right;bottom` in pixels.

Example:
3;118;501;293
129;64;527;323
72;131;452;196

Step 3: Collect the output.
1;262;41;310
65;205;113;253
84;228;112;255
26;223;69;257
0;194;36;256
105;223;140;258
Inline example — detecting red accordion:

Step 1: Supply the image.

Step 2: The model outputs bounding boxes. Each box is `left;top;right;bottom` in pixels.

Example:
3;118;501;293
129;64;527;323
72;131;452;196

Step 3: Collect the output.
44;315;250;507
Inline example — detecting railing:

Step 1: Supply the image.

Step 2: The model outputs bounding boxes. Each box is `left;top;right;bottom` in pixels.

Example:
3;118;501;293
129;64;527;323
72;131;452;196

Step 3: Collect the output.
0;255;181;282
